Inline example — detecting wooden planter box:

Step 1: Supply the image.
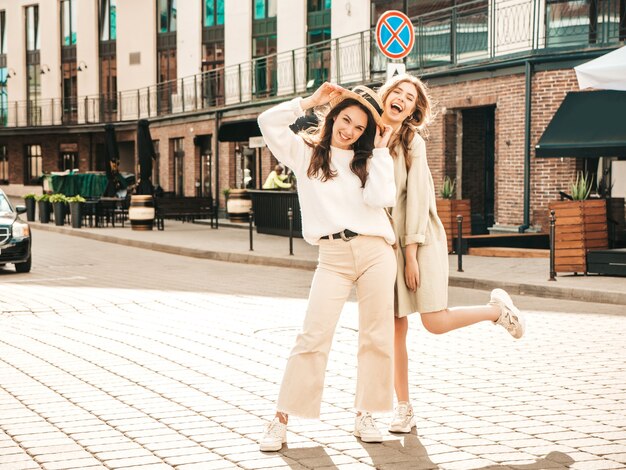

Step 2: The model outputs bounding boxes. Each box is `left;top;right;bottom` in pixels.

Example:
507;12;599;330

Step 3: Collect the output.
436;199;471;253
548;199;609;274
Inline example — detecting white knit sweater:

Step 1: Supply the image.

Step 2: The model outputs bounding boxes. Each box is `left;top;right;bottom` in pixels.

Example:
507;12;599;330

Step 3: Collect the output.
257;97;396;246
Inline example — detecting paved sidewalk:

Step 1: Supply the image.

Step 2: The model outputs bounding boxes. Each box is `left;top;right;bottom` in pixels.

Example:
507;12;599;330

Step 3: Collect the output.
30;219;626;306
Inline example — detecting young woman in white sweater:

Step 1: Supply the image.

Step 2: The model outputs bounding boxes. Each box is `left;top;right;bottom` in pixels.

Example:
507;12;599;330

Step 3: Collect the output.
257;82;396;451
378;73;526;434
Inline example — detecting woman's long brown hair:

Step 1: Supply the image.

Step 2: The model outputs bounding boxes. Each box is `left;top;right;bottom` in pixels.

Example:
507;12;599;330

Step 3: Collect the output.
301;98;377;188
378;74;433;169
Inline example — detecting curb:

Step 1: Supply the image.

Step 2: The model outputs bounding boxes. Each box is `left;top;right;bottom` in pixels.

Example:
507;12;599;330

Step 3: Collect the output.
32;222;626;306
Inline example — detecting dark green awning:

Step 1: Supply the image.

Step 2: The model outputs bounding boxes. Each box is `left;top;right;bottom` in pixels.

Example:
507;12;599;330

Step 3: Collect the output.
535;90;626;158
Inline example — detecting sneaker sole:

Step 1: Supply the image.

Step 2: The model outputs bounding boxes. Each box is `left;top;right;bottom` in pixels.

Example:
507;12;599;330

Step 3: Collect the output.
259;441;284;452
389;423;415;433
354;431;383;443
492;289;525;339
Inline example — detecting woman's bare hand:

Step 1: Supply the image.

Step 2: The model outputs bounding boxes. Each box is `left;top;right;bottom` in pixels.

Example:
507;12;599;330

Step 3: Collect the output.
404;256;420;292
374;125;393;148
301;82;344;110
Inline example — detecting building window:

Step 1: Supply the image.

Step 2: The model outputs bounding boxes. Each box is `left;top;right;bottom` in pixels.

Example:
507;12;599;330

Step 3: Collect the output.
157;0;177;114
60;151;77;171
100;0;117;122
0;145;8;183
254;0;277;19
26;6;41;126
100;0;117;41
204;0;224;27
171;138;184;196
307;0;331;89
26;6;40;51
25;144;42;185
0;11;6;127
252;0;277;97
202;0;225;107
61;0;77;46
158;0;177;33
0;10;6;54
546;0;625;46
61;0;78;124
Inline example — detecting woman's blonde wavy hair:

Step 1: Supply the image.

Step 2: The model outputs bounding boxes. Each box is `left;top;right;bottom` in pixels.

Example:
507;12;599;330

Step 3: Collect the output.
378;73;434;169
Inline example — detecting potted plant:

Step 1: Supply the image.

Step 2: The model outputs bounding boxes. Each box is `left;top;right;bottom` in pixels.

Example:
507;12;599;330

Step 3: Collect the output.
49;193;68;226
549;171;608;274
22;194;37;222
67;195;86;229
435;177;471;253
36;194;51;224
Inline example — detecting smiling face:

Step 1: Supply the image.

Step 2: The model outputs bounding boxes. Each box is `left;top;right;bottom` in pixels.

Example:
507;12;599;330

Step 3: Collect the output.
330;105;369;150
382;81;419;129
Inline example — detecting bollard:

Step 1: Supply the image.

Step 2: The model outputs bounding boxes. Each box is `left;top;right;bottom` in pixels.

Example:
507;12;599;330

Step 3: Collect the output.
214;202;219;229
456;214;464;272
288;207;294;256
249;208;254;251
549;209;556;281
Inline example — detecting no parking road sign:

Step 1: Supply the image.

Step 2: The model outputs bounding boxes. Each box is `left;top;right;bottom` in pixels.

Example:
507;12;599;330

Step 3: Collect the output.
376;10;415;60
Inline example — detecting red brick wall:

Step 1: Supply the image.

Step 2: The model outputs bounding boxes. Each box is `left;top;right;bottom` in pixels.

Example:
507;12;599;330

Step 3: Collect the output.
426;68;581;230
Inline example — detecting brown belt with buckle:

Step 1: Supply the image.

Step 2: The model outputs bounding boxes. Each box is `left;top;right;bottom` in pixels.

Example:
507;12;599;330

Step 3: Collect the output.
320;229;359;241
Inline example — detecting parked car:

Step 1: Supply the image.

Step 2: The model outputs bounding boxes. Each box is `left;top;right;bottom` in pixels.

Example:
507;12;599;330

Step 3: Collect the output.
0;189;32;273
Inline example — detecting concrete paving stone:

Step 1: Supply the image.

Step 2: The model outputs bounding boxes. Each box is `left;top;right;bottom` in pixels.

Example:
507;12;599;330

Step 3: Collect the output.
579;444;626;455
1;462;42;470
176;461;239;470
95;447;159;460
558;438;614;447
237;455;302;469
570;460;625;469
34;449;97;463
26;443;88;456
103;455;165;467
437;459;499;470
119;465;174;470
163;452;225;466
152;445;215;459
40;457;105;469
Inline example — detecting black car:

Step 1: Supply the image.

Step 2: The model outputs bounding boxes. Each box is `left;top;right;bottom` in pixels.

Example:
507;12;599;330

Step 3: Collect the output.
0;189;32;273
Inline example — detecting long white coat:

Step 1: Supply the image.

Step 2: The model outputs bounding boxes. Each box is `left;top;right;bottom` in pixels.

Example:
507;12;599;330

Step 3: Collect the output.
391;133;449;316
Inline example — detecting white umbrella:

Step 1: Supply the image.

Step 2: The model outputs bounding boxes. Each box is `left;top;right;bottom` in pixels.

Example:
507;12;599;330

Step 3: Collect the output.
575;46;626;91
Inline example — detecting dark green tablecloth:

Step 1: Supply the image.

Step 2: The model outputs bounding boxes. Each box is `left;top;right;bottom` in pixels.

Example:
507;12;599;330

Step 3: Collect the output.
45;173;135;198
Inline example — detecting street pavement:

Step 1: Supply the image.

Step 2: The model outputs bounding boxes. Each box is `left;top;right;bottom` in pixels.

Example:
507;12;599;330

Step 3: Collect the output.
0;228;625;470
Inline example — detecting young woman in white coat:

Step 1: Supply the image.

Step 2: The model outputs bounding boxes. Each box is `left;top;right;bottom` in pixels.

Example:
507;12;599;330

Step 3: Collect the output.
257;82;397;451
378;74;526;434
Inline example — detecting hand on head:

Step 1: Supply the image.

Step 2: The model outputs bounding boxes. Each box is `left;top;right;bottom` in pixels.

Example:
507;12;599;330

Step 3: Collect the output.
302;82;344;109
374;125;393;149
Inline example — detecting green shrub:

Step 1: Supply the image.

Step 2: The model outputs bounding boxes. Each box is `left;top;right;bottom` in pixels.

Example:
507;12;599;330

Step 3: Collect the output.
570;171;592;201
67;195;86;203
22;193;37;199
49;194;68;203
36;194;50;202
440;176;456;199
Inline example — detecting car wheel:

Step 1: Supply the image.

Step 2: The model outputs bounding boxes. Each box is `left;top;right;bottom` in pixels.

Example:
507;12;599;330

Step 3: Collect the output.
15;255;32;273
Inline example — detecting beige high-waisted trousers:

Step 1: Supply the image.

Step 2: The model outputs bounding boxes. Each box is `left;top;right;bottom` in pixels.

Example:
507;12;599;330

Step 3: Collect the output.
277;235;397;419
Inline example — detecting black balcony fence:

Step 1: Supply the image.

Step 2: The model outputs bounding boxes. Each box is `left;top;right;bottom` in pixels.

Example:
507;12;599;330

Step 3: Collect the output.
2;0;624;129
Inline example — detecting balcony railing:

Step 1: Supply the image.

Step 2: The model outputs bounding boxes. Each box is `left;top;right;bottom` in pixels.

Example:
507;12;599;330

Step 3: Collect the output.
1;0;624;128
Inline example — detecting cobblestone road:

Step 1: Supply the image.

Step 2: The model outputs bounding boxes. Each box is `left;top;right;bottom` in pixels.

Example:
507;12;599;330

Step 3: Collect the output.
0;229;625;470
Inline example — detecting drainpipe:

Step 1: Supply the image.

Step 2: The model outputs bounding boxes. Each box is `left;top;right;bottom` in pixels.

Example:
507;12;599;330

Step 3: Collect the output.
519;60;532;232
215;111;221;216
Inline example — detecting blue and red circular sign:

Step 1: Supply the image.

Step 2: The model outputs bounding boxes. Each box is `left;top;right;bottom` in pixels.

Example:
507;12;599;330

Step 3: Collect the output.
376;10;415;60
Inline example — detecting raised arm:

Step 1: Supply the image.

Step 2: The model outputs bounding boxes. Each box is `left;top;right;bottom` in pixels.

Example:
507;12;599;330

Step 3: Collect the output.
363;125;396;208
257;82;344;171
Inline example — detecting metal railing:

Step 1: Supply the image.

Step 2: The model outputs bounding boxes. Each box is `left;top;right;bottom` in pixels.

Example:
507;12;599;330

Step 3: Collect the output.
1;0;624;128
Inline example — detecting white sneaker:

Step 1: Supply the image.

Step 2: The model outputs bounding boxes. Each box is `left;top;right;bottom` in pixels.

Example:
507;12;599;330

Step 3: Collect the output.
389;402;416;433
354;412;383;443
490;288;525;339
259;417;287;452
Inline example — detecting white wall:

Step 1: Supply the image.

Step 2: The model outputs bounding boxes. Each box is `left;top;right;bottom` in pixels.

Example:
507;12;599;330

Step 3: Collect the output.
39;1;61;102
76;0;99;98
225;1;252;67
3;1;27;104
117;0;156;92
277;0;307;95
331;0;369;38
331;0;371;84
177;0;202;78
224;0;252;103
